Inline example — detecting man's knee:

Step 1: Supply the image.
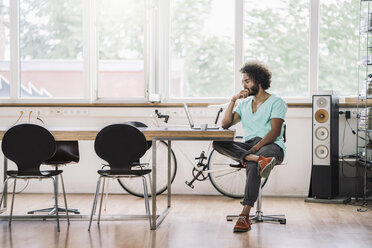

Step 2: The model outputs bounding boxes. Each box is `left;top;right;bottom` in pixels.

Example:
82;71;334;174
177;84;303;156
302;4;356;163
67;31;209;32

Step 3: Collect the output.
256;144;284;162
212;141;225;151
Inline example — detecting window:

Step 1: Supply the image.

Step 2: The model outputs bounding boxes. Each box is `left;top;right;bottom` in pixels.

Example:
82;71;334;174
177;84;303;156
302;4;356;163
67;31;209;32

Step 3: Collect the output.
0;1;361;103
318;0;359;96
244;0;309;98
0;0;10;98
97;0;146;99
19;0;83;98
169;0;235;98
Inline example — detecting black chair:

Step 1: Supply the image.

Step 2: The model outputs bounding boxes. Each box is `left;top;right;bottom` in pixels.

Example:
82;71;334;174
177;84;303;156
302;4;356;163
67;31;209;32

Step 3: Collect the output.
88;124;151;231
28;141;80;215
98;121;152;201
99;121;152;210
0;124;70;232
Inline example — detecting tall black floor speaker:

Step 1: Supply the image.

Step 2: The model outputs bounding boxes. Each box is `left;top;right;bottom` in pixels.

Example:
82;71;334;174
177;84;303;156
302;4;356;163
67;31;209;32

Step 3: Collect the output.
310;93;339;199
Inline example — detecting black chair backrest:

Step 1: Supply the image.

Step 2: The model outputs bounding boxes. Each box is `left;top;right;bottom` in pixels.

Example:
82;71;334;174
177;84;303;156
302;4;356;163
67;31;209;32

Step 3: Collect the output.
1;124;56;175
94;124;147;172
124;121;148;128
124;121;152;151
43;141;79;165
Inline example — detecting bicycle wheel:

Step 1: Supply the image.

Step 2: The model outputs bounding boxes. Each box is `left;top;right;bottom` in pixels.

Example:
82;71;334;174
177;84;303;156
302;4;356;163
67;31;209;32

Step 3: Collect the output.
208;149;245;199
118;140;177;197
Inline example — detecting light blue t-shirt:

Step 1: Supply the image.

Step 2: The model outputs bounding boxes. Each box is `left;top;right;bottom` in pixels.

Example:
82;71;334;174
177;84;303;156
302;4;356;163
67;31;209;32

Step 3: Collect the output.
234;94;287;154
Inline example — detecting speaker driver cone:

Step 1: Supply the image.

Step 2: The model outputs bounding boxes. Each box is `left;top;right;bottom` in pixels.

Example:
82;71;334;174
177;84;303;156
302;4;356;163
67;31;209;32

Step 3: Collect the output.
315;109;329;123
316;97;327;108
315;145;329;159
315;127;329;141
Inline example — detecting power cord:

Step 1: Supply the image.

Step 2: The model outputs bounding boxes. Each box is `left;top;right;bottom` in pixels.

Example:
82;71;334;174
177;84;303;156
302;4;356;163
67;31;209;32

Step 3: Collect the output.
5;180;30;194
36;111;45;126
11;111;24;126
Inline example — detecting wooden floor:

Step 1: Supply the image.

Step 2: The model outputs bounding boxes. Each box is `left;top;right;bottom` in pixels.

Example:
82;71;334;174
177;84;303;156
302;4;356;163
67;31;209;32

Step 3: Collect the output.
0;194;371;248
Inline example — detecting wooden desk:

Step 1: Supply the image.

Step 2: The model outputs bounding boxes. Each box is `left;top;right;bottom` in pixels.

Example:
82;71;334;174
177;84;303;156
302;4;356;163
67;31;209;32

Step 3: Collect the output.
0;128;234;141
0;127;235;229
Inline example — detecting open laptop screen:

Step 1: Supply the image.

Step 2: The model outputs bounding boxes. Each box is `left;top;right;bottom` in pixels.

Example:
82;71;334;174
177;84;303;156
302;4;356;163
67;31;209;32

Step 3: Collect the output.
183;103;195;128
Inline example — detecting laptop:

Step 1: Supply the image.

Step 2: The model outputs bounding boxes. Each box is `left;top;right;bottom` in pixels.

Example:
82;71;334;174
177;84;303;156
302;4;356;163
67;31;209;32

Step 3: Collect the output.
183;103;220;130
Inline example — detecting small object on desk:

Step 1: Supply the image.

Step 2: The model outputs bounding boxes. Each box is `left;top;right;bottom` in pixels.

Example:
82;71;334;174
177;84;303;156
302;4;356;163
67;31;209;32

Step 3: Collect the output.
201;124;208;131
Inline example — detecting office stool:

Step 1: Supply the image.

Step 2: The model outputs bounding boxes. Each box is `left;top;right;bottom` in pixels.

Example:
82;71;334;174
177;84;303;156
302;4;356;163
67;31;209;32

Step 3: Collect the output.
28;141;80;215
226;165;286;224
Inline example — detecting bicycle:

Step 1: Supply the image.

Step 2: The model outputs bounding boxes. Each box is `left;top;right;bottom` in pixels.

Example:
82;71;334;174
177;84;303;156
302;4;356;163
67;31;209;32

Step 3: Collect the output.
117;107;246;199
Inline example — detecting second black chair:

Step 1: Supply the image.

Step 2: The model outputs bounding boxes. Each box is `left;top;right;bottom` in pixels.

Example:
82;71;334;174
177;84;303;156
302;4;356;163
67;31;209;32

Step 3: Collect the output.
88;123;152;230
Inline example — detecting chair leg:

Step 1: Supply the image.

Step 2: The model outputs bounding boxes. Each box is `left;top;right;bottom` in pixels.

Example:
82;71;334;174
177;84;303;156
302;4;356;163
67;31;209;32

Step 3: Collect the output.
142;176;152;228
60;174;70;225
52;177;60;232
0;177;11;209
9;179;16;226
104;179;109;211
97;177;106;225
147;174;152;196
88;176;102;231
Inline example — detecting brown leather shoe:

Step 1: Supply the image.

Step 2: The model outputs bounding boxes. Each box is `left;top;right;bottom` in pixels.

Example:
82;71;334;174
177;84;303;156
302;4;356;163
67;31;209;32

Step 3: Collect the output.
233;214;251;232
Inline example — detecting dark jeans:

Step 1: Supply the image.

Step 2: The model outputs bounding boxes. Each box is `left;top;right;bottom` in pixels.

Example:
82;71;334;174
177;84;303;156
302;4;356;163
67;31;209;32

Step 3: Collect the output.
212;137;284;207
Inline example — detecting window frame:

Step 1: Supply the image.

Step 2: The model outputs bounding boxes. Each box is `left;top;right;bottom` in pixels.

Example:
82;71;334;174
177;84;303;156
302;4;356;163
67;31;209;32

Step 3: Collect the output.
0;0;355;104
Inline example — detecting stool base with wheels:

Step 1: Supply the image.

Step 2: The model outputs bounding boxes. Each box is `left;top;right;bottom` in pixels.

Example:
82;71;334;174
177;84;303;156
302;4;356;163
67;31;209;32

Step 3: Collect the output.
27;171;80;215
27;141;80;215
226;177;286;225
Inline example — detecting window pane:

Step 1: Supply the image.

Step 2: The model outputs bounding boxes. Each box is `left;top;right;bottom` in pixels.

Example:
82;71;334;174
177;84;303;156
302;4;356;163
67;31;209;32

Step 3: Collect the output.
0;0;10;98
318;0;358;96
20;0;83;98
170;0;235;98
244;0;309;97
97;0;145;99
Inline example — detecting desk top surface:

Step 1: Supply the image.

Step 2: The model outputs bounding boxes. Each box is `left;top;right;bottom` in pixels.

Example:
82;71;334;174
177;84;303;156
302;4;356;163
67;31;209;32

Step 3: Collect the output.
0;127;235;141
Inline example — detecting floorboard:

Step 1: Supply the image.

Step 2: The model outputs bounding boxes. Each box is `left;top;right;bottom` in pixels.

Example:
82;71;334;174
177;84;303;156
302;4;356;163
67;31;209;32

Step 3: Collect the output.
0;194;371;248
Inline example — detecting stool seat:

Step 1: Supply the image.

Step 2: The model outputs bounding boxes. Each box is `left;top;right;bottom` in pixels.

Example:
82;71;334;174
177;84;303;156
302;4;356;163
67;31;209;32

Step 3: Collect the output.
97;169;151;176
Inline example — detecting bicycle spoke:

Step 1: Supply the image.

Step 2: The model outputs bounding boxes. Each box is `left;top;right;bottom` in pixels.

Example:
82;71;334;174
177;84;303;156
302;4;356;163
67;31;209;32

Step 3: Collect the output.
213;169;242;178
118;140;177;197
208;149;245;198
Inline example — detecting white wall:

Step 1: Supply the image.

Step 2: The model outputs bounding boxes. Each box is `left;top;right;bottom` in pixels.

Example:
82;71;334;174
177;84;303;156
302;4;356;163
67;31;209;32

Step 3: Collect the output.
0;106;358;197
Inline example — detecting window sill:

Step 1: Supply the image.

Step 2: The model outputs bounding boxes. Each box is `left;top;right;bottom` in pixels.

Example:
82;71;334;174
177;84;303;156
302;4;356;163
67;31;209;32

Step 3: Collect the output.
0;97;364;108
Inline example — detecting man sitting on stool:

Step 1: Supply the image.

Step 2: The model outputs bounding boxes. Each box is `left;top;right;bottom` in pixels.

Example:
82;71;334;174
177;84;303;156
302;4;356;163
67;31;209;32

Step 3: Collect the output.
213;61;287;233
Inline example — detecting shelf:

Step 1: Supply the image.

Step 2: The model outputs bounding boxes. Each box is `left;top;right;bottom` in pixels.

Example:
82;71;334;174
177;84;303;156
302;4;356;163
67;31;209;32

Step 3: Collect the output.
356;159;372;171
358;95;372;99
357;128;372;132
358;62;372;67
357;146;372;149
357;0;372;202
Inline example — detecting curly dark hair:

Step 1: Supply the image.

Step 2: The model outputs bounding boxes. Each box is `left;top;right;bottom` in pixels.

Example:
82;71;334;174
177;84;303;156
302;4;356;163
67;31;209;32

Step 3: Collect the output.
240;61;272;90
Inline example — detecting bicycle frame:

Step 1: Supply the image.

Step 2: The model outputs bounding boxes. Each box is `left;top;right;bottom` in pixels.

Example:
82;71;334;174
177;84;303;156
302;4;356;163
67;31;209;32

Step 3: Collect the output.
151;110;242;178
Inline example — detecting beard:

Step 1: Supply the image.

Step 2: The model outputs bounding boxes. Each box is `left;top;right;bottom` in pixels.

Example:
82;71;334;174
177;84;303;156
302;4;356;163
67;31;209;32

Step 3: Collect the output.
248;85;259;96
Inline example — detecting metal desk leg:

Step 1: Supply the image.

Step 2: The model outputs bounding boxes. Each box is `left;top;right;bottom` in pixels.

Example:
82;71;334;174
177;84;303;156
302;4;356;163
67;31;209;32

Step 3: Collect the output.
150;139;171;230
168;141;171;208
151;139;157;229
